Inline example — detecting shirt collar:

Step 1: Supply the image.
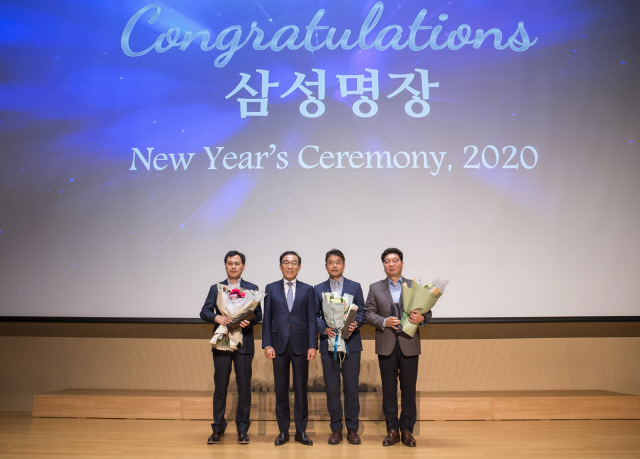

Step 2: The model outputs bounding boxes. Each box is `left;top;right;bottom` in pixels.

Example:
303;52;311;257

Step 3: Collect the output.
283;278;297;286
227;278;242;288
387;277;403;288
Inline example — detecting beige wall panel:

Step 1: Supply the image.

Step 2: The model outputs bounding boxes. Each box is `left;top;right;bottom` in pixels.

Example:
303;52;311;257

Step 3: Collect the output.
564;338;640;396
126;339;213;391
1;336;639;411
0;337;45;410
419;338;640;394
37;337;134;391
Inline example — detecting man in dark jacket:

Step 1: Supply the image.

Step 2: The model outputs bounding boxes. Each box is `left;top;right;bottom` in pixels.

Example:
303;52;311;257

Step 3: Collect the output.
314;248;365;445
200;250;262;445
262;251;318;446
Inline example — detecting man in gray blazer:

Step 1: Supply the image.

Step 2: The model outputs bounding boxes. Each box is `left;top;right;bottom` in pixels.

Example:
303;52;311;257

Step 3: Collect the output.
365;248;431;447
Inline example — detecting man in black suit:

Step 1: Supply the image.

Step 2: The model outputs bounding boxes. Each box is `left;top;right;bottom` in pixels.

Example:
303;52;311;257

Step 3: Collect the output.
263;251;318;446
200;250;262;445
314;248;365;445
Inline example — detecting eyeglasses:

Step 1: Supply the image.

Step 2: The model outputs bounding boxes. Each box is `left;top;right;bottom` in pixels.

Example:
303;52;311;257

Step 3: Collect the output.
327;261;343;267
282;261;299;267
383;258;401;265
226;262;243;267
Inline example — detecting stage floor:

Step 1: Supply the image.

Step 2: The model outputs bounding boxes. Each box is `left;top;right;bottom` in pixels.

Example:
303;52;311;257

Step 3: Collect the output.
1;413;639;458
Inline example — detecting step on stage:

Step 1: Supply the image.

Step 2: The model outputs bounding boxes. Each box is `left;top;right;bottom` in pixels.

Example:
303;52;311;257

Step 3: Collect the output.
32;389;640;420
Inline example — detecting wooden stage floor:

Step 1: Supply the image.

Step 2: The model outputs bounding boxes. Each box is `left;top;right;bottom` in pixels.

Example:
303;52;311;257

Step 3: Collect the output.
1;412;639;458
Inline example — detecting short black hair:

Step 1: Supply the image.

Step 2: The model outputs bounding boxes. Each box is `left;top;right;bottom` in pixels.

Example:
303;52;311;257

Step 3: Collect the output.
325;248;345;263
279;250;301;265
224;250;246;265
381;247;403;262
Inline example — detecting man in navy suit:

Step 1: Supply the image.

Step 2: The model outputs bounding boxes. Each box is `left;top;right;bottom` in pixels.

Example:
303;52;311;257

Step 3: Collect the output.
314;249;365;445
200;250;262;445
263;251;318;446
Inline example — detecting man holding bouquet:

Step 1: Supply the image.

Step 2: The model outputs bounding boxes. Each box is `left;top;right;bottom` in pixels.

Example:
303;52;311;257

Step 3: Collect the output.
263;251;318;446
314;249;365;445
200;250;262;445
364;248;431;447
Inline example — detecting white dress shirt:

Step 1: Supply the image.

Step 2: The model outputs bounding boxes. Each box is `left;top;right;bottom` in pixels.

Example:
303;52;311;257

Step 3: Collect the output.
227;279;241;289
283;278;297;301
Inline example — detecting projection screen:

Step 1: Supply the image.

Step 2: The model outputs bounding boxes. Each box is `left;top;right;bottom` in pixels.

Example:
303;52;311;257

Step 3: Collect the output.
0;0;639;320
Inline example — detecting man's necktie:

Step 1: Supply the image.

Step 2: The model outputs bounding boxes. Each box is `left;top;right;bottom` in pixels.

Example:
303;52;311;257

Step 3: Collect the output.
287;282;294;311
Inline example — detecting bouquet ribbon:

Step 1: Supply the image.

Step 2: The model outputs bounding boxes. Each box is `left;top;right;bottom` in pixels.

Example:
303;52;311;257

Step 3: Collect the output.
332;329;348;361
321;292;354;362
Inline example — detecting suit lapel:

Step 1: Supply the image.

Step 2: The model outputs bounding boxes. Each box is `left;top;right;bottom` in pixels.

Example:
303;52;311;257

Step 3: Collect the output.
382;279;394;306
290;281;304;313
342;278;351;295
275;279;289;313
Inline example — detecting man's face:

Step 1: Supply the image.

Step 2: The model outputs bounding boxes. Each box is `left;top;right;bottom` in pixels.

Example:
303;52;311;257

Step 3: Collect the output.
225;255;245;280
280;254;301;281
325;255;345;279
383;252;404;278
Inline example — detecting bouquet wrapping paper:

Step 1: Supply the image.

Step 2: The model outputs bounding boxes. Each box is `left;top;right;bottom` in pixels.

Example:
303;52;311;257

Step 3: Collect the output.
400;277;448;337
210;284;266;351
321;292;355;359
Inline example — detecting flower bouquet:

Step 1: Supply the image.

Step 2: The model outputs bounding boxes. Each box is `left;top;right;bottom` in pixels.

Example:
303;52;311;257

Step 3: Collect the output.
400;277;449;337
210;284;266;351
321;292;358;359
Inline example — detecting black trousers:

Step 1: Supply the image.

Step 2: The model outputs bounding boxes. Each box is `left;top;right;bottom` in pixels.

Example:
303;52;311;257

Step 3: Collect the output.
211;349;253;433
321;351;361;431
377;338;419;432
272;342;309;433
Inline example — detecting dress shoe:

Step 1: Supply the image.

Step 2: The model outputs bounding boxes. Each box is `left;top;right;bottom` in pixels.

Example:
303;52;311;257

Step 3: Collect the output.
347;428;361;445
274;431;289;446
382;429;400;446
237;431;250;444
295;431;313;446
207;430;224;444
401;430;416;447
328;429;343;444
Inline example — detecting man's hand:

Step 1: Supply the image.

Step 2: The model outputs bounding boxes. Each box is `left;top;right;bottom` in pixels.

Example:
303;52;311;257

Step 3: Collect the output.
307;348;317;360
348;321;357;332
214;315;232;325
384;317;401;328
239;320;251;328
264;347;275;360
325;328;337;338
408;310;424;325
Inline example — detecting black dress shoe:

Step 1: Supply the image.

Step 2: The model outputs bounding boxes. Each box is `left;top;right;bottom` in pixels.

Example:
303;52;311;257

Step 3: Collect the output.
237;431;250;444
295;431;313;446
207;431;224;444
274;431;290;446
